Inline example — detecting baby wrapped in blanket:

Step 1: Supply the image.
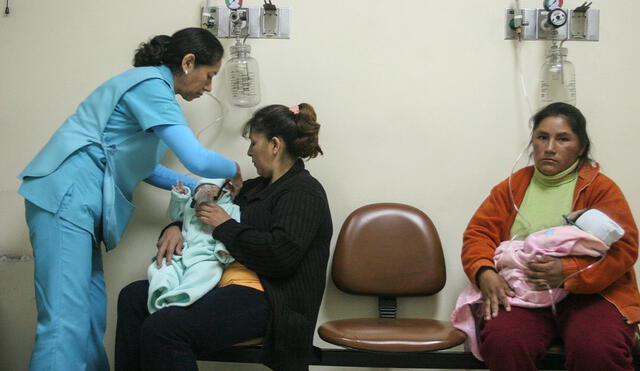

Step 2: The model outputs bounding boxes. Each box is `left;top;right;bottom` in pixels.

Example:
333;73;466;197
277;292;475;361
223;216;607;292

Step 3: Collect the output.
451;209;625;360
147;178;240;313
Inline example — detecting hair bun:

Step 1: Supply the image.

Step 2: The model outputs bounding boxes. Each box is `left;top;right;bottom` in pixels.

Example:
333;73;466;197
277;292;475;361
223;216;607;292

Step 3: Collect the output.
133;35;171;67
296;103;317;123
293;103;323;159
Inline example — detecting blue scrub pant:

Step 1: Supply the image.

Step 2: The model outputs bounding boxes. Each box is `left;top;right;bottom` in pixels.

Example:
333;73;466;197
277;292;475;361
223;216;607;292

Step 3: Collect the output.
25;200;109;371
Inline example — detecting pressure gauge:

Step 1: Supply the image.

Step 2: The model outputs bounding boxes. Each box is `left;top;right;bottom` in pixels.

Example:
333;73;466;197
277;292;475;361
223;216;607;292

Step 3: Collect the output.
225;0;243;10
544;0;563;11
548;8;567;28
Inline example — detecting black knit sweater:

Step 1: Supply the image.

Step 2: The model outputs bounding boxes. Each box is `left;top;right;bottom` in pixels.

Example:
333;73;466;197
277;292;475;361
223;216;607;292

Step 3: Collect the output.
212;159;332;371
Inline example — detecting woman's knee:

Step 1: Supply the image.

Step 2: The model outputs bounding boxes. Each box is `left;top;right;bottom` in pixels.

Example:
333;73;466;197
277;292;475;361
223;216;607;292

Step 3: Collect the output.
564;331;634;370
480;332;546;371
117;280;149;314
481;327;545;355
480;316;551;368
139;307;186;346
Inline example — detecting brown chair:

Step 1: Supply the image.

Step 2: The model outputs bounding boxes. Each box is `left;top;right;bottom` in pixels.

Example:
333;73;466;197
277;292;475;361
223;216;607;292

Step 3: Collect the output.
318;203;466;353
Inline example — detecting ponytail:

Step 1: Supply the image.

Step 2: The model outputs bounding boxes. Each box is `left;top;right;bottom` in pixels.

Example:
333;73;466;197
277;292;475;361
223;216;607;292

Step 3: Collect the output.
133;35;170;67
133;27;224;73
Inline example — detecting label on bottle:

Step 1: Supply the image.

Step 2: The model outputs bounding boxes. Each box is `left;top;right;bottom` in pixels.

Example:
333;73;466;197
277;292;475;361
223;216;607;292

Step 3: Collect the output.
540;76;576;105
229;66;258;99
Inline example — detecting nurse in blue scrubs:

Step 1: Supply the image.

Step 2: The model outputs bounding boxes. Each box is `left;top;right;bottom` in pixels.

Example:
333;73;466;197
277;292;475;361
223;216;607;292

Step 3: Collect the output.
18;27;240;371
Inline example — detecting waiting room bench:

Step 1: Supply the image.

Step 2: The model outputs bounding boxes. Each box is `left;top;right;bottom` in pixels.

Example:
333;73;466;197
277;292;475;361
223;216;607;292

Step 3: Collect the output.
202;345;568;369
200;203;638;370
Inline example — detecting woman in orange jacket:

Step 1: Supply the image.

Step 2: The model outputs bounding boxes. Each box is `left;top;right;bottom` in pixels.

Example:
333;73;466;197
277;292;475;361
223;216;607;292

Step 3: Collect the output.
461;102;639;371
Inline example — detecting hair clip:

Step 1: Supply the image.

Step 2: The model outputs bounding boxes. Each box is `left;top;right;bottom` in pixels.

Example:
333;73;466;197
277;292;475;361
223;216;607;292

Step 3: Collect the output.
289;105;299;115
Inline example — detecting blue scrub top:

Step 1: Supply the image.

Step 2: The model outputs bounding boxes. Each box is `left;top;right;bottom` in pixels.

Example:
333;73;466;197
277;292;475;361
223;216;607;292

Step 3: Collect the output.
19;65;187;250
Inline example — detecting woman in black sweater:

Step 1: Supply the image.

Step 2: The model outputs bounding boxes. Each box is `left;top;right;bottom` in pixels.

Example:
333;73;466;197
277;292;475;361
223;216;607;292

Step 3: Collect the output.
115;103;332;371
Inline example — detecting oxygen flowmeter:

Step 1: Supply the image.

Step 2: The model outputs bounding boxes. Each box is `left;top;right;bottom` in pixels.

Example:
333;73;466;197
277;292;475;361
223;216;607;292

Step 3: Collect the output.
542;0;568;30
547;9;567;28
504;1;600;109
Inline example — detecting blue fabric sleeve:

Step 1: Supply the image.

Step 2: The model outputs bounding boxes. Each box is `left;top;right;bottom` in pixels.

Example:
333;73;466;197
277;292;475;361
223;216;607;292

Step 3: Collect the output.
144;164;198;191
152;124;237;179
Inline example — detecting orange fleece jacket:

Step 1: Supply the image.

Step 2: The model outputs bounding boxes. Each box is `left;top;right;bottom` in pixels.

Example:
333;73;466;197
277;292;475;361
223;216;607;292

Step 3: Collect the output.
462;162;640;324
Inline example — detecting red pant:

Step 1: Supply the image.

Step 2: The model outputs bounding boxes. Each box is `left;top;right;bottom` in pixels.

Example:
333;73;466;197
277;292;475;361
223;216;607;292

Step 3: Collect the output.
479;294;635;371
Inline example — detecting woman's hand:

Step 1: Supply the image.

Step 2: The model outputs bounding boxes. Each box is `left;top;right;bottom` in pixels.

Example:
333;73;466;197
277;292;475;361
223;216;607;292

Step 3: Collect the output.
526;255;564;289
477;268;515;320
196;202;231;227
228;162;244;197
155;225;184;268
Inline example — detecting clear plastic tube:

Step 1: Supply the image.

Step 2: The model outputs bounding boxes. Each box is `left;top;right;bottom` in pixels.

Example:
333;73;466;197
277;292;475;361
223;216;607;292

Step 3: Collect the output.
515;40;534;118
508;137;535;237
194;92;224;140
184;92;224;178
544;253;606;316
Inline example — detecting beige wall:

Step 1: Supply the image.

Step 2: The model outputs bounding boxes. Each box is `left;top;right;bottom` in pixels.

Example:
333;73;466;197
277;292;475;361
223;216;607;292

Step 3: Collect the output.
1;1;639;370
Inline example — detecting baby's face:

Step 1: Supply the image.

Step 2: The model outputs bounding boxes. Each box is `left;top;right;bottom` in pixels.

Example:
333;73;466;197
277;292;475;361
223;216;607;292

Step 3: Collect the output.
564;209;587;224
194;184;221;205
198;184;220;195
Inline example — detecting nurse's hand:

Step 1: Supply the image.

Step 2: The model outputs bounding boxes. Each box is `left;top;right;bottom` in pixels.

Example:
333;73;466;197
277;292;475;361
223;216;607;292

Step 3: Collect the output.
196;202;231;227
156;225;184;268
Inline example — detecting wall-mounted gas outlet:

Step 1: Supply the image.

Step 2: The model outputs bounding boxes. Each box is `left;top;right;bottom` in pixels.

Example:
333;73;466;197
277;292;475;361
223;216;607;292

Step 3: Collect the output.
202;6;290;39
505;8;599;41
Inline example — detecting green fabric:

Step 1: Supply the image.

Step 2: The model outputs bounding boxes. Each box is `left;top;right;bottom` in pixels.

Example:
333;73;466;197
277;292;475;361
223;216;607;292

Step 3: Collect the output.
510;160;580;240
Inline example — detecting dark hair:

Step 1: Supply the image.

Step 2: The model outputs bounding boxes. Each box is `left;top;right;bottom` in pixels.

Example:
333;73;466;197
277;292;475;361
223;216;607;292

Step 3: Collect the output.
133;27;224;73
243;103;323;159
531;102;591;162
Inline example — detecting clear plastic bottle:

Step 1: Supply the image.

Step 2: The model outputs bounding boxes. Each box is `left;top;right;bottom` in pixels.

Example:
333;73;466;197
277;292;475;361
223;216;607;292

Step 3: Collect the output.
226;42;261;108
539;45;576;106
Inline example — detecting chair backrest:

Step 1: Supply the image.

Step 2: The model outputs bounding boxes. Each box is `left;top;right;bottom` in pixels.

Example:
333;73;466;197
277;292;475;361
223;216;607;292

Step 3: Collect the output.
332;203;446;297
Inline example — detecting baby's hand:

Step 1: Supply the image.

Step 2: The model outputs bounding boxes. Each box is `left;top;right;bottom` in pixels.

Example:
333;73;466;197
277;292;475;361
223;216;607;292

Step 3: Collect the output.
172;180;189;195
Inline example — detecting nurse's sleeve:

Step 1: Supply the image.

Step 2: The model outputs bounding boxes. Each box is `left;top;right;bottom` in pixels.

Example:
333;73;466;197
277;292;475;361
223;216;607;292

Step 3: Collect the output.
153;124;237;179
123;78;237;180
144;164;198;191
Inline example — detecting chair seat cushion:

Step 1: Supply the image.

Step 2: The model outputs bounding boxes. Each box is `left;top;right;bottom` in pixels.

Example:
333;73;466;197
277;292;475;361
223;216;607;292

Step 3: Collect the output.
318;318;466;352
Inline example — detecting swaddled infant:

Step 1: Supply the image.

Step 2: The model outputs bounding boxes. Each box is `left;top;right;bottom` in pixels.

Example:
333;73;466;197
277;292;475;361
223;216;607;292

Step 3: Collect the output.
146;178;240;313
494;208;624;306
451;208;625;360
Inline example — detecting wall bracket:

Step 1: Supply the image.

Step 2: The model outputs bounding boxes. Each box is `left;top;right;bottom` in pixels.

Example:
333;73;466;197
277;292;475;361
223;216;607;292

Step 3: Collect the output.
505;8;599;41
201;6;291;39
